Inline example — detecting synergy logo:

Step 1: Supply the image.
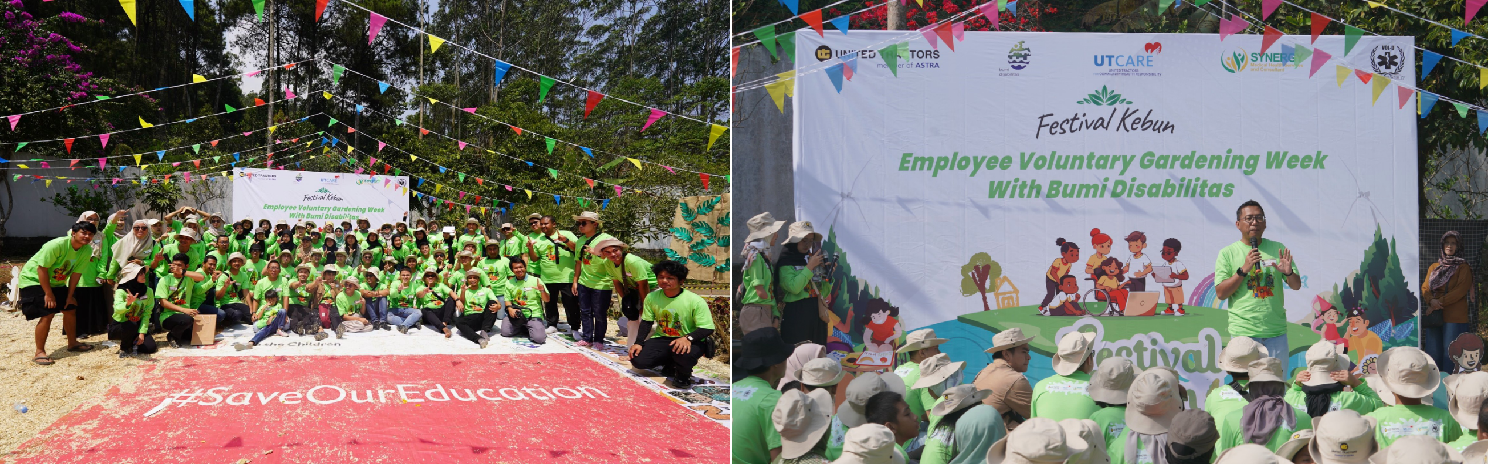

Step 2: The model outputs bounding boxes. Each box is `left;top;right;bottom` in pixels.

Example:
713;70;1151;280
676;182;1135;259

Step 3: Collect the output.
1221;47;1294;73
1091;44;1160;77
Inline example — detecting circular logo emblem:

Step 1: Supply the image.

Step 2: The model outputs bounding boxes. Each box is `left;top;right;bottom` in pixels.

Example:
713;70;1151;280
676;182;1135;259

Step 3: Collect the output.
815;45;833;62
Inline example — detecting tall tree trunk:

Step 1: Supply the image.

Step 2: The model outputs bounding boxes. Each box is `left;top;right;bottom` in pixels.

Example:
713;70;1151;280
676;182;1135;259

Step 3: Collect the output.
887;0;906;30
265;0;276;158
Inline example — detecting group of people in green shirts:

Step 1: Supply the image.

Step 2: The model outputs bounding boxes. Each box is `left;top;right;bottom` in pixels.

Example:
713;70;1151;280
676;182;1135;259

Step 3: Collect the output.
20;207;717;387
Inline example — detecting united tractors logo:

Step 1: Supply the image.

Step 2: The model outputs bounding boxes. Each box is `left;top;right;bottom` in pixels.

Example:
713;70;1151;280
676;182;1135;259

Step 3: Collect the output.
815;45;833;62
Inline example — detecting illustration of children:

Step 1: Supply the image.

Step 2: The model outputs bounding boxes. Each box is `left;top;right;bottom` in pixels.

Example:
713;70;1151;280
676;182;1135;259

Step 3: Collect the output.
1093;257;1129;312
1450;333;1484;374
1159;238;1189;316
1050;275;1086;316
1311;296;1346;346
856;298;902;366
1122;231;1154;292
1343;307;1383;363
1085;229;1113;279
1040;238;1080;316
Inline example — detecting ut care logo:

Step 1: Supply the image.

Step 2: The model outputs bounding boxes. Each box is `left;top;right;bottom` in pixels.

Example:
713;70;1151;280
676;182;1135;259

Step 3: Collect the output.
1008;41;1031;70
1371;45;1407;77
815;45;833;62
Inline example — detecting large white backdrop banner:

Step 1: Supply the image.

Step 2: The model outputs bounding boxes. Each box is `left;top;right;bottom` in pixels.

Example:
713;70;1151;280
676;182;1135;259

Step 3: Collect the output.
233;168;410;225
793;31;1419;361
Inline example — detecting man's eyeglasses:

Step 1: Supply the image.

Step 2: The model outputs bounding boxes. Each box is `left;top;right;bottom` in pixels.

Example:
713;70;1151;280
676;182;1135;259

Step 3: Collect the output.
1241;215;1267;224
575;221;594;226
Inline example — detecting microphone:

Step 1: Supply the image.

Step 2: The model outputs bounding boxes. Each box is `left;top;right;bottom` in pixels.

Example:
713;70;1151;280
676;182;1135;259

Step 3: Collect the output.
1250;238;1260;273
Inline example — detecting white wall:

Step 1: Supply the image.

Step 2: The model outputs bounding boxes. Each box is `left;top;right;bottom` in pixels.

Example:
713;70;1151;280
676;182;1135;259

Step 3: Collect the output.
2;166;231;237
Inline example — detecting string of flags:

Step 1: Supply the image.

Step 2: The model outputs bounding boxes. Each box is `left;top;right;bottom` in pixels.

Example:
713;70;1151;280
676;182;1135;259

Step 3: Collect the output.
15;142;320;189
2;113;324;169
322;63;727;176
344;156;614;216
2;130;321;171
3;90;323;150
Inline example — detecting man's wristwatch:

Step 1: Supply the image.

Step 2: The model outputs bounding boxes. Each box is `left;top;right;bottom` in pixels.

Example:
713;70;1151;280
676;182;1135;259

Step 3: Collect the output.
686;335;695;342
1237;267;1247;277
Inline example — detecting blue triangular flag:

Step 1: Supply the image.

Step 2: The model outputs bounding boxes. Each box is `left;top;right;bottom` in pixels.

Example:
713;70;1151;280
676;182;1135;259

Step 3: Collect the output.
1420;91;1439;117
331;137;339;146
179;0;194;20
1453;29;1470;46
493;61;513;87
156;151;165;161
233;152;240;161
601;199;610;210
355;104;364;114
295;162;301;168
525;161;533;167
1281;44;1293;59
378;82;390;93
1008;0;1018;15
418;178;425;187
1478;110;1488;134
779;0;799;15
185;118;196;123
829;16;849;35
438;166;446;173
0;158;8;164
826;64;844;93
553;195;561;205
581;147;593;158
118;166;125;172
1422;50;1443;78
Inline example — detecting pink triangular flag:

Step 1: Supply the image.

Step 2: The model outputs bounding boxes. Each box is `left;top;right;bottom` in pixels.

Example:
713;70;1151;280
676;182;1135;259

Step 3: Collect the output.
457;141;467;150
112;178;121;185
7;114;20;131
1262;0;1282;19
97;158;106;169
243;132;252;137
979;2;999;30
285;89;296;99
246;70;261;78
1471;0;1488;24
369;157;378;166
171;162;180;167
663;165;676;174
462;107;477;113
1398;86;1414;109
40;161;49;169
354;167;364;174
1309;48;1332;77
920;28;938;50
1229;15;1250;36
368;13;388;44
184;172;191;183
614;185;623;196
69;159;79;170
953;22;965;41
642;109;666;132
98;133;109;148
505;185;512;191
459;191;466;199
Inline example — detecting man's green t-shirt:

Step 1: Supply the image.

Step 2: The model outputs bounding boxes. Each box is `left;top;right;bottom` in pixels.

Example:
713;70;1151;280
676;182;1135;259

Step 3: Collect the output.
603;253;657;290
1366;404;1463;448
575;233;617;290
548;230;579;284
739;256;776;315
1282;380;1384;416
1205;381;1250;423
1215;405;1311;458
187;272;212;308
1090;406;1127;453
1109;428;1161;464
477;257;511;287
1213;239;1299;338
1030;371;1101;421
733;375;784;464
504;275;545;319
500;233;526;257
416;284;454;309
20;236;92;289
334;292;362;316
155;273;195;321
252;275;288;306
217;268;254;305
388;280;417;308
461;287;500;316
641;289;715;338
894;361;927;418
286;280;314;307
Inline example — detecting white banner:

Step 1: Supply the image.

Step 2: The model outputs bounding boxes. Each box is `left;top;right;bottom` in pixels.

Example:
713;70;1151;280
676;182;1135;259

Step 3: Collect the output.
793;32;1419;374
233;168;409;225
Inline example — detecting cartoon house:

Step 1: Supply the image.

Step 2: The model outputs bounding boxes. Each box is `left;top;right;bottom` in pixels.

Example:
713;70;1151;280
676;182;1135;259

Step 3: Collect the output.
994;276;1019;309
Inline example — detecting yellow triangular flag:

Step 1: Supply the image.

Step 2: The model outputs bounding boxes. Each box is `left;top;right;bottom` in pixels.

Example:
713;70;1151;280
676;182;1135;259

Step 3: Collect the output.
323;147;330;154
347;146;354;153
45;180;51;188
192;74;207;83
1366;1;1384;7
524;189;532;199
17;164;29;169
1336;65;1350;87
139;117;154;128
1480;67;1488;90
428;35;446;53
119;0;138;25
777;71;797;97
268;125;277;133
1370;74;1391;105
764;80;789;113
427;97;438;104
133;154;142;165
707;124;727;151
435;184;442;194
323;91;333;100
628;158;642;170
411;155;418;161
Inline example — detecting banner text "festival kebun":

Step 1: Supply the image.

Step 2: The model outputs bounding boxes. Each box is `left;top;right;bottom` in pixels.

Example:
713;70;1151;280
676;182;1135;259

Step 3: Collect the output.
895;149;1331;200
154;383;610;410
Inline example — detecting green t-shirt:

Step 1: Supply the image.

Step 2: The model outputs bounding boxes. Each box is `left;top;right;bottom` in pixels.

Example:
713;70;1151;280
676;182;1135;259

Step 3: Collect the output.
477;257;511;287
1366;404;1463;448
603;253;657;290
1031;371;1101;421
19;236;92;289
246;259;268;282
112;288;155;333
391;243;415;263
461;287;501;316
921;425;957;464
500;233;526;257
733;375;785;464
1282;380;1384;417
230;235;253;255
1090;406;1128;453
388;280;417;308
547;230;579;284
1449;432;1477;453
1215;405;1311;458
286;279;315;306
1205;381;1250;424
778;264;815;303
525;233;554;278
641;288;715;339
894;361;928;418
334;291;363;316
504;275;545;319
187;271;212;308
217;268;254;305
1109;428;1161;464
574;233;617;290
740;255;776;315
252;274;288;307
1213;239;1300;338
823;415;848;461
416;284;454;309
206;250;231;271
458;233;486;252
155;273;195;321
254;304;281;329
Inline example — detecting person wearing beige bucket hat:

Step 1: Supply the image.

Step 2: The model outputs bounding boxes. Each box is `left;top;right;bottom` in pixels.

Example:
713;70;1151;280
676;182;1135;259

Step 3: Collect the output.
1446;372;1488;452
569;211;617;348
824;372;908;461
1114;366;1185;464
1089;357;1138;456
1365;346;1463;448
974;327;1035;431
107;262;158;356
499;222;525;261
457;218;486;255
1306;410;1379;464
896;328;949;420
1276;429;1315;464
593;237;656;351
1288;340;1384;419
1215;358;1312;458
1206;336;1271;422
985;417;1070;464
739;212;787;335
921;386;995;464
1216;443;1294;464
798;357;847;390
1032;331;1101;421
833;424;907;464
774;389;838;463
777;220;829;347
915;353;968;430
1368;435;1463;464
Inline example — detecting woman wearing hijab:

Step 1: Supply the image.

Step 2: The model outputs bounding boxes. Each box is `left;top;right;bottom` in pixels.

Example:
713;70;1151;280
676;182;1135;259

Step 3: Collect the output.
776;221;828;346
779;343;828;390
1423;230;1474;372
1215;358;1310;457
71;211;110;338
920;387;998;464
108;263;156;356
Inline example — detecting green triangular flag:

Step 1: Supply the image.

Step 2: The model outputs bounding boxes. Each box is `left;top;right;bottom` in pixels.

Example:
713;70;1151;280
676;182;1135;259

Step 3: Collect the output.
1158;0;1173;12
396;119;405;126
1455;102;1470;118
1344;26;1363;56
1292;45;1312;68
538;76;556;104
725;175;731;184
547;168;558;179
394;168;401;175
545;137;555;154
332;64;345;84
15;142;28;152
778;31;797;62
880;45;899;77
192;144;201;153
252;0;265;21
95;95;110;101
998;0;1007;10
327;117;338;128
753;26;778;60
214;156;220;163
458;172;466;182
225;104;236;112
898;42;909;59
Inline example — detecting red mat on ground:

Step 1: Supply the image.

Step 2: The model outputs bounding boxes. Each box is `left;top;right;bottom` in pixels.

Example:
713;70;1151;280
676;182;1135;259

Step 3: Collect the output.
9;353;727;463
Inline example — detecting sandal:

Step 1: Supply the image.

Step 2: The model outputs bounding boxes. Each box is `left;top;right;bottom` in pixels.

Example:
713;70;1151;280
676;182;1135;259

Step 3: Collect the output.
67;343;95;352
32;356;54;365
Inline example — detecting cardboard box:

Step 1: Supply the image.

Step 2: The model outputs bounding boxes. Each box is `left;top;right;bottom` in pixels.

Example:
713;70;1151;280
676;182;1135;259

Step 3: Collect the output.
191;314;217;345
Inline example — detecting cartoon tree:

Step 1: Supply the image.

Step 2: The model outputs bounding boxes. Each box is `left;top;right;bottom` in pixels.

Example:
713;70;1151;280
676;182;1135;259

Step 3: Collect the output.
961;252;1003;311
1336;226;1419;344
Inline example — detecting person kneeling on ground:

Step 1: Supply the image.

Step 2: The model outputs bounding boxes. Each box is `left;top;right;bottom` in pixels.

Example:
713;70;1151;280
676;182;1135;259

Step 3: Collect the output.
334;276;371;338
157;253;203;349
286;263;327;340
234;289;286;350
109;263;156;357
629;259;718;389
455;269;503;349
500;259;550;344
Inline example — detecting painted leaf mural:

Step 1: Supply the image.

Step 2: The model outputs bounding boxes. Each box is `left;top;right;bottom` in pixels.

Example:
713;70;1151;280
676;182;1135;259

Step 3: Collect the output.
689;252;717;267
669;227;693;243
691;221;716;238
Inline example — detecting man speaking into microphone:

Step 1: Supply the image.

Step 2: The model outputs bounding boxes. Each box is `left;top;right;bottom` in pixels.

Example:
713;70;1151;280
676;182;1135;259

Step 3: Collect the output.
1213;200;1302;374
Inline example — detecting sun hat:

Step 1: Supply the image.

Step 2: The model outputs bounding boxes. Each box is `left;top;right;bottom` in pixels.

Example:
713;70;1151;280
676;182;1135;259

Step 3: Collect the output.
929;384;991;418
322;264;340;275
1448;372;1488;428
500;223;513;229
834;424;906;464
735;327;795;374
1167;409;1220;462
1249;357;1286;383
1126;366;1184;435
464;269;483;279
897;328;948;354
227;252;246;264
839;372;908;428
275;219;288;226
1089;357;1138;404
527;213;542;221
1060;418;1108;464
1367;435;1462;464
572;211;603;227
1277;430;1315;464
1379;346;1442;400
745;212;787;242
1461;440;1488;464
911;353;966;390
295;263;313;273
786;221;822;244
1307;410;1377;464
1303;340;1352;386
1218;336;1270;373
1217;444;1293;464
456;250;473;259
422;270;438;279
773;389;836;460
363;267;380;276
466;218;480;226
1052;331;1097;376
984;327;1036;354
343;276;359;286
592;237;628;252
118;263;146;283
175;228;200;242
799;358;846;387
985;417;1069;464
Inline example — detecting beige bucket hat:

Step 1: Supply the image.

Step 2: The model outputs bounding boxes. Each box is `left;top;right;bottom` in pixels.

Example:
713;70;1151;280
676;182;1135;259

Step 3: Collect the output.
1125;366;1184;435
1303;340;1351;386
1060;418;1109;464
912;353;966;390
118;262;146;284
1089;357;1137;404
1379;346;1442;400
175;228;200;243
897;328;948;354
1276;430;1315;463
1448;371;1488;428
928;384;990;418
1249;357;1286;383
745;212;786;242
1217;444;1293;464
786;221;822;244
1051;331;1097;376
799;357;846;387
592;237;628;252
985;417;1070;464
833;424;906;464
773;388;835;460
572;211;603;227
838;372;907;428
1461;440;1488;464
1308;409;1377;464
1368;435;1462;464
984;327;1036;354
1218;336;1270;373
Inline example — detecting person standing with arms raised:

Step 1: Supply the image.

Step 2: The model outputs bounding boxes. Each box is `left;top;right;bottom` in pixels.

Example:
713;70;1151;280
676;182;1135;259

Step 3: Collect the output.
1214;200;1302;375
